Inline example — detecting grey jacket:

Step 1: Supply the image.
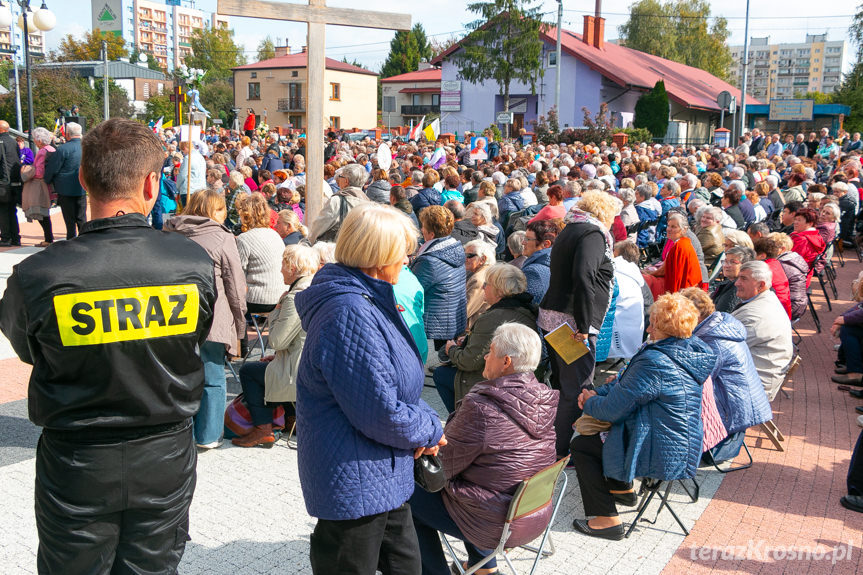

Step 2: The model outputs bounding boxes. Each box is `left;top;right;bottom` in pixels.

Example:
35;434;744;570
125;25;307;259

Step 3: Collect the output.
164;215;247;355
265;274;313;403
308;186;370;243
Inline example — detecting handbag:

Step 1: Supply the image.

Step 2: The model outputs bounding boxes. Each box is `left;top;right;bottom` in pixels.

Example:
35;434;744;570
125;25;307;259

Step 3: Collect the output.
574;414;611;436
414;454;446;493
223;393;286;439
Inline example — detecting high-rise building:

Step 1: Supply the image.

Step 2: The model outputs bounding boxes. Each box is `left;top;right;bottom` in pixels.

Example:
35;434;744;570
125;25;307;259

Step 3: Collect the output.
90;0;228;70
0;25;46;63
729;34;850;103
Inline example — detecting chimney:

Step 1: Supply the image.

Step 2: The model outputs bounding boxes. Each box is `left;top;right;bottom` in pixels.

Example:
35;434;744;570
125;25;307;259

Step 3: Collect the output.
417;61;432;71
583;15;595;47
274;43;290;57
593;17;605;50
301;45;308;53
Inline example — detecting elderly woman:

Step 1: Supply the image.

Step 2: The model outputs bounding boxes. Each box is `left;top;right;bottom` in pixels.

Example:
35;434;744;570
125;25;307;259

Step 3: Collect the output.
817;202;840;248
773;232;809;320
711;246;755;313
366;167;392;204
721;188;746;229
294;204;445;573
274;209;307;246
308;163;371;242
705;172;725;206
696;206;726;268
790;207;827;286
411;205;468;350
643;212;703;299
618;187;639;237
233;245;320;447
497;177;525;225
528;184;567;223
434;264;539;412
522;219;560;306
541;190;616;457
20;126;55;246
508;230;527;268
225;170;251;228
571;294;715;540
412;323;558;575
680;287;772;462
164;189;247;449
464;239;497;331
452;201;498;246
723;228;754;252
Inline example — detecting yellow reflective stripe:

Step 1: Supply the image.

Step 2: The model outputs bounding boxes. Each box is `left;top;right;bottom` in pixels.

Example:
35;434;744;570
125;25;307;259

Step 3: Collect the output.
53;284;200;347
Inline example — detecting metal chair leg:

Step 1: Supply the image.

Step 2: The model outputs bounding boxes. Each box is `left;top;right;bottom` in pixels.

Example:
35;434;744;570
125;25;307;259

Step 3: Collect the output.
625;483;659;538
704;441;753;473
807;292;822;333
225;358;240;385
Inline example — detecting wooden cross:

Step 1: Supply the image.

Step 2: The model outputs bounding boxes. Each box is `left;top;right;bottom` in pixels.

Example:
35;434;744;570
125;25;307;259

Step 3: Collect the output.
218;0;411;229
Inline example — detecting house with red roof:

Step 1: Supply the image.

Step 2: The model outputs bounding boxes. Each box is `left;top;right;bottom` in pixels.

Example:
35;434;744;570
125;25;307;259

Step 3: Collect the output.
381;64;441;130
232;43;378;132
432;15;758;144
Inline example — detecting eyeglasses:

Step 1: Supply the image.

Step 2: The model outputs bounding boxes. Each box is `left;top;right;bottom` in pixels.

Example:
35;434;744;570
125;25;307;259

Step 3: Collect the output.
522;237;539;244
465;253;478;259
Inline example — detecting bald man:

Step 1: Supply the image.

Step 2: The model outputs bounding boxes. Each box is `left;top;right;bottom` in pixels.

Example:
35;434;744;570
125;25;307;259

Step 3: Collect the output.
0;120;21;246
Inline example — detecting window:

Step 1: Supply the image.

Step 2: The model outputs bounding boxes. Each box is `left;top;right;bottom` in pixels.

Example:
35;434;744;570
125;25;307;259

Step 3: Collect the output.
248;82;260;100
547;50;557;67
432;93;440;107
250;72;257;78
329;116;340;129
292;71;298;77
330;82;340;101
289;115;302;129
412;93;421;105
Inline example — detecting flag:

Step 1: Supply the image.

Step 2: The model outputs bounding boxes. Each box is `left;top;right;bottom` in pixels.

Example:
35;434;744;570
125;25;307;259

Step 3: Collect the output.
152;116;163;133
163;119;173;129
410;116;425;140
424;118;440;142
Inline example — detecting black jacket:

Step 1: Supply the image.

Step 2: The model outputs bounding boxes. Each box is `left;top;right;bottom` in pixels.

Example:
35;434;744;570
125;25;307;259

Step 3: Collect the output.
0;131;19;188
0;213;216;432
44;137;86;196
541;220;613;334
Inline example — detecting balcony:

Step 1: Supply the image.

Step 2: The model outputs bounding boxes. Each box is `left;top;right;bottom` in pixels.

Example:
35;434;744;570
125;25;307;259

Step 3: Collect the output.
401;104;439;116
278;97;306;112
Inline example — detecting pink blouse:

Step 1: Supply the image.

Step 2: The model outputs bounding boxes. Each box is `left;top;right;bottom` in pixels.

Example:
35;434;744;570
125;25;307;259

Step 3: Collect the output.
34;145;55;179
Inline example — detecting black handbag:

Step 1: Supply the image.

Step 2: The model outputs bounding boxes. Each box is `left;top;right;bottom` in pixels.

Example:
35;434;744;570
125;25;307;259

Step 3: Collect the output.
414;454;446;493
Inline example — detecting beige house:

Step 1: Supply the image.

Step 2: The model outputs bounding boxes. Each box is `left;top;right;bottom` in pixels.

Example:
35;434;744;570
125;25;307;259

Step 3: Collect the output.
380;65;441;129
233;48;378;132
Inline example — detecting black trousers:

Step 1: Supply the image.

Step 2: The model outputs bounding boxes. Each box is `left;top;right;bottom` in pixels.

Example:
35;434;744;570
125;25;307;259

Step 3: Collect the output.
35;421;197;575
239;360;296;426
58;194;87;239
310;502;421;575
571;433;632;518
37;216;54;243
849;429;863;497
0;187;21;243
549;333;597;457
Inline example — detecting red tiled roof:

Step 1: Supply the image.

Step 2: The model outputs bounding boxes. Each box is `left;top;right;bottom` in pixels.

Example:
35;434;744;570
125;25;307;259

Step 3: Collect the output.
381;68;441;83
233;53;377;76
432;25;759;112
398;87;439;94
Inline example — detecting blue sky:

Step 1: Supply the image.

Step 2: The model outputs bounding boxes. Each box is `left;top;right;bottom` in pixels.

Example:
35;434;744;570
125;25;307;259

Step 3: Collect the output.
47;0;861;72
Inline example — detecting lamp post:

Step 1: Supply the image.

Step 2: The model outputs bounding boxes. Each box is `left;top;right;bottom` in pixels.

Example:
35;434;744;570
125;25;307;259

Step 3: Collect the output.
0;0;56;149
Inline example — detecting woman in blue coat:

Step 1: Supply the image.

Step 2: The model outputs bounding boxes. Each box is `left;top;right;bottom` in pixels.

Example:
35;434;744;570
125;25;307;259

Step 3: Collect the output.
571;293;716;540
295;204;446;574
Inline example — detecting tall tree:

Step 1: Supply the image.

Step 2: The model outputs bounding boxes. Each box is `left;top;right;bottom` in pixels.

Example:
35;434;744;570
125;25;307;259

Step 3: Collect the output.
634;80;670;138
54;29;128;62
199;79;235;125
453;0;545;113
129;45;164;71
380;23;432;78
836;4;863;133
619;0;732;80
184;26;246;82
145;92;175;125
257;35;276;61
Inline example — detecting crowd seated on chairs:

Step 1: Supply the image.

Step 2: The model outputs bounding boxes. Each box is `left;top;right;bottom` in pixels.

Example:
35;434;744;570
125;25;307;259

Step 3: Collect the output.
711;246;755;313
411;323;558;575
570;293;716;541
832;272;863;389
642;212;704;299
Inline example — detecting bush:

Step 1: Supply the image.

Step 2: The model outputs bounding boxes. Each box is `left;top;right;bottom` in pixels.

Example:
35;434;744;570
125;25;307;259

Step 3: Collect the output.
486;123;502;141
618;127;653;144
634;80;670;138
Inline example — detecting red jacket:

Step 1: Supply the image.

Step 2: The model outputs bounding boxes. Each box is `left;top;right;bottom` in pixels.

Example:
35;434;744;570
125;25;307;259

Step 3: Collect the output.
764;258;792;319
791;229;826;287
243;114;256;132
664;236;704;294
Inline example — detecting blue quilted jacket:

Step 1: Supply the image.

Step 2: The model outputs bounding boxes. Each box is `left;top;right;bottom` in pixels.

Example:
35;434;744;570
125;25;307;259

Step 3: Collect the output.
585;336;716;482
595;279;619;363
294;263;444;520
635;204;658;247
409;187;442;214
411;237;467;339
694;312;773;434
521;248;551;306
498;191;524;225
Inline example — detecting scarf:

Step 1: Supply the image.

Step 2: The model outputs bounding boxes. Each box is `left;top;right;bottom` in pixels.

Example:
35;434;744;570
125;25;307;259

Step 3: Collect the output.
564;207;613;250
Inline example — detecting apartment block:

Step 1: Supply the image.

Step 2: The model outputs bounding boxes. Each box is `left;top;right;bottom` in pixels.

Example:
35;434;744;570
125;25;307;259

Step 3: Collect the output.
729;34;850;103
91;0;228;71
0;25;46;63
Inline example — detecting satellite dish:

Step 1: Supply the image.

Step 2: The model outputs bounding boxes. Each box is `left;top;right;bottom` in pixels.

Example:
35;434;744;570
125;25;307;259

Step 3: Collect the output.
138;53;148;63
377;142;392;172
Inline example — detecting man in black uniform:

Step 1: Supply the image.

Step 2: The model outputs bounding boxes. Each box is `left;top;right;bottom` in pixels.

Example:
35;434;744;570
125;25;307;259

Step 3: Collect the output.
0;119;21;246
0;118;216;574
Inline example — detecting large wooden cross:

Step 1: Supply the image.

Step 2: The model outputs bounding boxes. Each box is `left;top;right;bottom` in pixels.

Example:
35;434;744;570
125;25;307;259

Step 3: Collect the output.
218;0;411;229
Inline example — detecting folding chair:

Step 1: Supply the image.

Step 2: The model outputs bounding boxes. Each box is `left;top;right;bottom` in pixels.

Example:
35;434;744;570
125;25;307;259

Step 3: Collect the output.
811;253;833;311
806;290;822;333
444;456;570;575
242;312;271;365
703;441;753;473
706;252;725;286
624;478;695;538
758;354;799;452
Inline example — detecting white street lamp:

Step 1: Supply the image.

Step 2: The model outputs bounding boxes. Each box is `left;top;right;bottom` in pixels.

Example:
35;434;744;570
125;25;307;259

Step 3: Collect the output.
0;2;13;28
33;1;54;31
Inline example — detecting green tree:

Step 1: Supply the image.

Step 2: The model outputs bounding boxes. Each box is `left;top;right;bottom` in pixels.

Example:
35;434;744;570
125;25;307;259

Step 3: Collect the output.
0;60;13;90
199;79;234;125
634;80;670;138
380;23;432;78
257;35;276;61
0;68;100;129
453;0;546;113
145;92;175;125
341;56;366;69
184;26;246;82
837;4;863;133
129;45;164;71
793;90;834;104
619;0;732;80
54;28;128;62
93;78;135;120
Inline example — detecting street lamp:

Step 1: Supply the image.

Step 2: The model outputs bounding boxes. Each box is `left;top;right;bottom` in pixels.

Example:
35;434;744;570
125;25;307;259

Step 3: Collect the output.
2;0;55;149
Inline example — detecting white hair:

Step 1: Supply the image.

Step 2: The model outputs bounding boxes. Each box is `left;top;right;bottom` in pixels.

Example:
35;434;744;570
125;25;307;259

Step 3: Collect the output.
65;122;82;138
507;230;526;256
465;239;496;266
765;175;778;188
313;241;337;264
506;177;523;192
832;181;849;195
466;201;492;225
741;260;772;286
683;173;698;188
31;127;53;146
728;180;746;193
667;211;689;230
730;166;745;179
490;322;542;373
619;188;635;205
821;202;841;222
478;197;499;219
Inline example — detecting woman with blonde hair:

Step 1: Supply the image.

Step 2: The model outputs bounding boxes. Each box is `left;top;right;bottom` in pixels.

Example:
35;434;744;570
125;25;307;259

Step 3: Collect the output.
275;208;308;246
572;293;715;540
233;244;320;447
294;203;445;573
164;189;247;449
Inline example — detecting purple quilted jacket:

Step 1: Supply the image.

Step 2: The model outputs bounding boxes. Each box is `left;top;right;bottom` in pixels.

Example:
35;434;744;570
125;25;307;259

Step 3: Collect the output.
441;372;559;550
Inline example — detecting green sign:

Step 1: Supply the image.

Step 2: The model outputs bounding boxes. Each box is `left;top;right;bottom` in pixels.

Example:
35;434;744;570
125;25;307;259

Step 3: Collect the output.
97;5;116;22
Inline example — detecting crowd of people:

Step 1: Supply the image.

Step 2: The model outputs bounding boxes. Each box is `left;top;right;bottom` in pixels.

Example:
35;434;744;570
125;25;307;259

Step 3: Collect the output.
2;117;862;573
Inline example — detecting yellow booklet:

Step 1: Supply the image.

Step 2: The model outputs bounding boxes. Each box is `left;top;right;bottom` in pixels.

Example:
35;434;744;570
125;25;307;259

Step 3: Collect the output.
543;323;589;365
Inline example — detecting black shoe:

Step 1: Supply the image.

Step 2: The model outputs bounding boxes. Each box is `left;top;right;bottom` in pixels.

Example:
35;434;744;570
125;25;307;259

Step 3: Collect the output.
856;406;863;414
850;389;863;399
841;495;863;513
613;491;638;507
572;518;624;540
0;241;11;247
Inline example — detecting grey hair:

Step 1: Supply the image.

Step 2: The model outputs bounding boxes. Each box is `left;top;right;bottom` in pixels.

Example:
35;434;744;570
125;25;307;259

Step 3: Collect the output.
635;183;653;200
619;188;635;205
313;241;337;264
507;230;526;257
506;177;523;192
663;179;680;196
485;262;527;297
339;163;367;188
465;239;496;267
667;211;688;230
411;170;424;183
741;260;772;286
65;122;82;138
466;201;491;225
549;167;560;180
730;166;744;178
31;127;53;146
694;205;713;224
683;173;698;188
490;322;542;373
478;197;499;219
688;197;706;212
726;246;755;263
821;202;841;222
765;175;778;188
728;180;746;193
832;181;849;195
564;179;582;198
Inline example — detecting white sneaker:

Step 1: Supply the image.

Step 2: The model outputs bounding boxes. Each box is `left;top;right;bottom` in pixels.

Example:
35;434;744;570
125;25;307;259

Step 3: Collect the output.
857;415;863;429
196;439;224;451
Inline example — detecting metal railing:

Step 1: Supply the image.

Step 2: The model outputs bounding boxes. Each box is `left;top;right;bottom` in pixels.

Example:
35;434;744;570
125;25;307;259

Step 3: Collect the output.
401;104;439;116
278;97;306;112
